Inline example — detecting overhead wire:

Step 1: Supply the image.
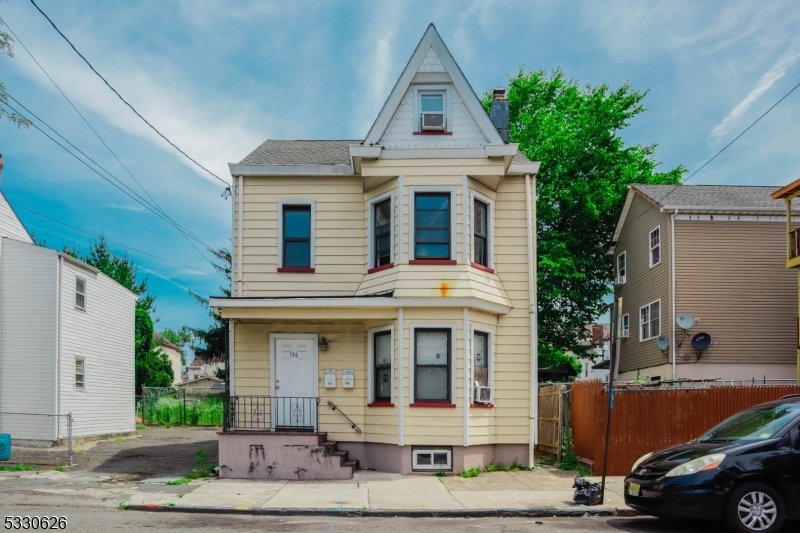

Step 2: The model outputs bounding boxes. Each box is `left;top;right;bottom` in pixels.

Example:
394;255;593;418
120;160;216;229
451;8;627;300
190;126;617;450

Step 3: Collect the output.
657;79;800;205
0;16;213;265
0;94;220;254
12;202;219;276
27;0;230;188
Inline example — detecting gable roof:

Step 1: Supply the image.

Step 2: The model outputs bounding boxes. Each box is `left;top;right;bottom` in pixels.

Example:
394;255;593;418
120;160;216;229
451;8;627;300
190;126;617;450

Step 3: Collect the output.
362;24;503;147
0;190;33;244
239;140;360;166
154;332;181;352
609;184;800;253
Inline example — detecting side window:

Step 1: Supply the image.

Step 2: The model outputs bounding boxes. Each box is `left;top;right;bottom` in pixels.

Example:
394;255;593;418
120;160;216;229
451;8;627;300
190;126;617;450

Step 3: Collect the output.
414;193;451;260
279;203;313;270
621;314;630;338
373;330;392;402
473;331;489;387
372;197;392;268
616;252;626;284
414;329;451;402
473;199;489;267
649;227;661;267
640;301;660;341
75;277;86;309
75;358;85;390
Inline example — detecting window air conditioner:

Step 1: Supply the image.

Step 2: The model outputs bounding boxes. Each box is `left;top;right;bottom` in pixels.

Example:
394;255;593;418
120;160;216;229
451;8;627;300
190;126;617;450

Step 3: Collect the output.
621;329;629;339
421;112;445;131
473;384;492;404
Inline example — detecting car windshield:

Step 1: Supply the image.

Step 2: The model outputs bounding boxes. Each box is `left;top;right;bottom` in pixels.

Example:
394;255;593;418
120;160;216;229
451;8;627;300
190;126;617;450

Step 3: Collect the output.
698;403;800;443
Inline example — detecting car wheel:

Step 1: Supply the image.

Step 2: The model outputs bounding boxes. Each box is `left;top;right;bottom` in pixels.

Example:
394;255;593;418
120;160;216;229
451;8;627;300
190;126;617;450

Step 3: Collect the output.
724;482;785;533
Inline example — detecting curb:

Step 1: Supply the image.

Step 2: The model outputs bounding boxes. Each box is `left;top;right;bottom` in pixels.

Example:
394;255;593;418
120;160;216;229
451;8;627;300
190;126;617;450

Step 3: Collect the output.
124;504;636;518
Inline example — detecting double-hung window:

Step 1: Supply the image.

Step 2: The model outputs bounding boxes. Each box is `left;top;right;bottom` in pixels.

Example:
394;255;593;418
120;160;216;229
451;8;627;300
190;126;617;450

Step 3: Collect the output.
474;199;489;267
649;227;661;267
373;198;392;268
75;358;85;390
414;329;451;402
621;314;630;338
373;330;392;402
414;193;451;259
640;301;660;341
616;252;626;285
75;278;86;310
419;92;446;131
280;203;313;269
473;331;489;387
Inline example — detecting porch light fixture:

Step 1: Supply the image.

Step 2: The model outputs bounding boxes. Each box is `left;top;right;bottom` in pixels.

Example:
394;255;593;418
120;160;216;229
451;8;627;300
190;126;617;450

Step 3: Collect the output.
319;337;329;351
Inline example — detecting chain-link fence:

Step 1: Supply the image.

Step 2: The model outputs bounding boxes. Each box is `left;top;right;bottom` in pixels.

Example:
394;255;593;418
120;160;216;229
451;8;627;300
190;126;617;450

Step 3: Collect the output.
141;387;224;426
0;412;73;466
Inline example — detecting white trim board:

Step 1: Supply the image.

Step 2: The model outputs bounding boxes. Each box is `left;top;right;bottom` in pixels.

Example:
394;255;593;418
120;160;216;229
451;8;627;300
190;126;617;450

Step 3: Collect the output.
210;296;512;315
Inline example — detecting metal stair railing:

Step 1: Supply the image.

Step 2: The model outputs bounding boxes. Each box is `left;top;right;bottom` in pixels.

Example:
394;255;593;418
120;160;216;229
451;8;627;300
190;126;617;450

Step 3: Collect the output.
326;401;362;433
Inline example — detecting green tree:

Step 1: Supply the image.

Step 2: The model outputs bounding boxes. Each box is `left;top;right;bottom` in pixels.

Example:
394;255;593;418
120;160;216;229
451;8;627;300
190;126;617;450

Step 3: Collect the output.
487;68;685;364
0;8;31;128
158;327;191;366
64;236;172;393
186;247;230;363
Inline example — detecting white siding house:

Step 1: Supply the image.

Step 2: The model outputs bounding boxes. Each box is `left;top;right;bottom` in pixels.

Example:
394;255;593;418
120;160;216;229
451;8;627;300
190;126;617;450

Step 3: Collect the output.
0;232;137;439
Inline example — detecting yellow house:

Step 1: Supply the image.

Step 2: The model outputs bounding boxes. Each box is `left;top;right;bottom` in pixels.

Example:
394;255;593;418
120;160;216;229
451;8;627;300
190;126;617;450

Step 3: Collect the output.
771;180;800;383
211;24;540;479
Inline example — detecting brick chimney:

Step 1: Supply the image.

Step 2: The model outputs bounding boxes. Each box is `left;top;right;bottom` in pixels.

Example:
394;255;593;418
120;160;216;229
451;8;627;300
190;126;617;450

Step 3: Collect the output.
489;89;509;143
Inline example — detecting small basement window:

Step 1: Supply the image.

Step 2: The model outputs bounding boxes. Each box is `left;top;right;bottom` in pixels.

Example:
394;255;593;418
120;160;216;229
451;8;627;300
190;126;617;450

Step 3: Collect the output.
412;447;452;472
75;277;86;309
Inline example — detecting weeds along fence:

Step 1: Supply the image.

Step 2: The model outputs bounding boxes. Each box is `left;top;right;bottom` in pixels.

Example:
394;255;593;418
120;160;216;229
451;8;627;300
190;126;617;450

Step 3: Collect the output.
0;412;73;466
571;380;800;476
141;387;224;427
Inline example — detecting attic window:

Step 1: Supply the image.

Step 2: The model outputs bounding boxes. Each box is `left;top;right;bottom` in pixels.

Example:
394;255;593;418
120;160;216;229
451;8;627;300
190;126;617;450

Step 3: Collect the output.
420;92;445;131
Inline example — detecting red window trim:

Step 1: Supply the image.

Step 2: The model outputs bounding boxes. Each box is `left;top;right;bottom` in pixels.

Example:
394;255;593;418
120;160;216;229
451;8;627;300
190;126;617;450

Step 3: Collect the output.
470;403;494;409
410;402;457;408
367;263;394;274
470;262;495;274
409;259;457;265
367;401;394;408
277;267;315;273
412;131;453;136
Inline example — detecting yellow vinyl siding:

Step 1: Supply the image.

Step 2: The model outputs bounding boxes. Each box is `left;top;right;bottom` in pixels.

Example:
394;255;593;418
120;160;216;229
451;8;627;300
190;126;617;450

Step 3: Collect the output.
615;194;672;374
674;220;797;365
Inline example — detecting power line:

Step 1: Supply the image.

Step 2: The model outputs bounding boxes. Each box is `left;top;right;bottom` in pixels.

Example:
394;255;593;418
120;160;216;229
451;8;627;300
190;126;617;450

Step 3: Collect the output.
27;0;230;188
0;94;220;254
0;16;212;265
12;202;219;276
657;79;800;205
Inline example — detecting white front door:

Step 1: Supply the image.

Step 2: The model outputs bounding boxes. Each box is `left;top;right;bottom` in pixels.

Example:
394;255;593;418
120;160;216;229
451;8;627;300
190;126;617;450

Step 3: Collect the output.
273;336;318;431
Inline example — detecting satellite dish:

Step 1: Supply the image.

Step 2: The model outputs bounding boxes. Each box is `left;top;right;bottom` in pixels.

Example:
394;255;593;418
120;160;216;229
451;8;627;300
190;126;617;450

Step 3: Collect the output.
676;314;694;330
691;332;712;352
656;335;669;351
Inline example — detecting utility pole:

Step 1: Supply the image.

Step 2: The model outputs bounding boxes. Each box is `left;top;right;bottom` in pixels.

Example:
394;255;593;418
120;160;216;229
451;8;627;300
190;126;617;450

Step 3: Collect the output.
599;297;622;505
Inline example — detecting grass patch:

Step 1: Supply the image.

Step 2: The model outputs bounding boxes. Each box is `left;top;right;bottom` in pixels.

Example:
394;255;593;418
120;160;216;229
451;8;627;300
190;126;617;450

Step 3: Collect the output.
135;422;146;430
55;466;65;472
165;449;217;486
119;502;128;509
0;464;37;472
143;396;224;427
115;437;128;444
435;470;447;477
482;460;530;473
458;467;481;478
167;503;176;507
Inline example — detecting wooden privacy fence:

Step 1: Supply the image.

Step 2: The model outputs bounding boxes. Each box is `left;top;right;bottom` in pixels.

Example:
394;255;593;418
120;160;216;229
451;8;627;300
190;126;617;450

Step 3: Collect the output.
538;384;566;456
571;380;800;476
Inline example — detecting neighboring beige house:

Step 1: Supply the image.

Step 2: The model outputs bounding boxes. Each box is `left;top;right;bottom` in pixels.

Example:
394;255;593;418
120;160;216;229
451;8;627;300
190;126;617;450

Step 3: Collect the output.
186;357;224;382
154;333;183;385
210;25;540;479
174;376;224;389
609;184;798;382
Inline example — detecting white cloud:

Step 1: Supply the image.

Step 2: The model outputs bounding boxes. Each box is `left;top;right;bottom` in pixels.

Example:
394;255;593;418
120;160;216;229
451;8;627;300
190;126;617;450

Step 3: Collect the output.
106;202;148;212
709;41;800;140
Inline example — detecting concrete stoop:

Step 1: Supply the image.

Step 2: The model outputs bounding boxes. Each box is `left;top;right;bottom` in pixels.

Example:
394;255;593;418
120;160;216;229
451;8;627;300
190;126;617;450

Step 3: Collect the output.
218;431;358;480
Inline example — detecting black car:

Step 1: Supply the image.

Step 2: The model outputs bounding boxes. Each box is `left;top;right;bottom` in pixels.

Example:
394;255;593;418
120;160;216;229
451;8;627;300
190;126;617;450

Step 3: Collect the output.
624;396;800;532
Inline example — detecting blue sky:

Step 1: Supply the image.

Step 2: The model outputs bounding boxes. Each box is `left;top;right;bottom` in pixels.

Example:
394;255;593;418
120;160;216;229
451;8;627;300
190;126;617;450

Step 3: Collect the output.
1;0;799;333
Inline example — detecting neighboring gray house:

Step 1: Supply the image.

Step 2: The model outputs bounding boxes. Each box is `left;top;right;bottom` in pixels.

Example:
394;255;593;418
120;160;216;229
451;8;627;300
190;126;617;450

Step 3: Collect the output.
609;184;798;382
0;191;137;439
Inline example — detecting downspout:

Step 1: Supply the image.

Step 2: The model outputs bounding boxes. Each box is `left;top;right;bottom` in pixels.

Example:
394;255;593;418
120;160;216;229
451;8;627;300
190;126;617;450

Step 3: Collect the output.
671;209;678;379
237;175;244;297
463;307;469;447
56;255;63;422
525;173;538;467
398;307;405;447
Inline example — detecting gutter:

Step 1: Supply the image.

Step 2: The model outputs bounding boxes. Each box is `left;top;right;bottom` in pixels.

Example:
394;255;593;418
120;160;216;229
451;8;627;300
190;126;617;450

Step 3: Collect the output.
525;173;538;467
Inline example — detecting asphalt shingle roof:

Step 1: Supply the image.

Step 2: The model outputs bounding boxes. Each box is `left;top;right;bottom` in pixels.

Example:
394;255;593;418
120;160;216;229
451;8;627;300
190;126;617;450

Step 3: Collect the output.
633;184;794;210
239;140;361;166
511;152;533;164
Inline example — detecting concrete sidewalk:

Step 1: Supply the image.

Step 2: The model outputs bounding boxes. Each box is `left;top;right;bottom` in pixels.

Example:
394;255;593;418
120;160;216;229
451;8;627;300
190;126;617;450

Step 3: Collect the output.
122;469;632;517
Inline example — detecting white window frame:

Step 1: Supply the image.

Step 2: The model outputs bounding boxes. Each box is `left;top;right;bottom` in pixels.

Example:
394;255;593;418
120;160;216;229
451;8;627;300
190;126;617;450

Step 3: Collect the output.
75;357;86;391
75;276;86;310
367;325;394;404
411;447;453;472
409;323;457;404
367;191;395;269
412;85;453;133
616;251;626;285
409;186;457;261
277;200;316;269
470;325;494;402
639;300;661;341
649;226;661;268
469;189;494;269
621;314;630;338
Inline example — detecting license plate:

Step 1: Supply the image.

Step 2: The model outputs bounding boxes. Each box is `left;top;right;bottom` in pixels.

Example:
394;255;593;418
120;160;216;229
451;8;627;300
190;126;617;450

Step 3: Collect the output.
628;482;641;496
